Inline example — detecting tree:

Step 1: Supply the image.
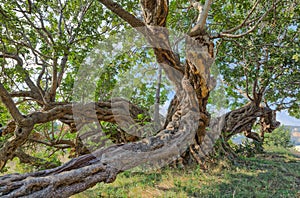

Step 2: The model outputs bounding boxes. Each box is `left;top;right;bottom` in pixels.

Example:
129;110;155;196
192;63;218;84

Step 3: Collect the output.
214;0;299;152
0;0;298;196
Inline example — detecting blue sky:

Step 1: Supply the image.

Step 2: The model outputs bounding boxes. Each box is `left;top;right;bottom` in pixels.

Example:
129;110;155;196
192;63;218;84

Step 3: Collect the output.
277;110;300;126
160;92;300;127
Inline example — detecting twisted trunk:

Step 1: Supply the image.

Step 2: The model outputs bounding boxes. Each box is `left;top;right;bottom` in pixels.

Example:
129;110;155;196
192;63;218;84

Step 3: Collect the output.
0;0;215;196
0;75;202;198
211;101;280;157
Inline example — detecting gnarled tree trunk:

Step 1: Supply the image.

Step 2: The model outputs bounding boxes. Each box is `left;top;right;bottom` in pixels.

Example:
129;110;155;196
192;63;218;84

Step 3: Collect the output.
0;0;215;196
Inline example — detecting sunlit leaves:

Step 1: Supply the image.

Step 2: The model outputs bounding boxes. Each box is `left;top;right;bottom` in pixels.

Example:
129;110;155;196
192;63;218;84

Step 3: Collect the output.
214;0;299;117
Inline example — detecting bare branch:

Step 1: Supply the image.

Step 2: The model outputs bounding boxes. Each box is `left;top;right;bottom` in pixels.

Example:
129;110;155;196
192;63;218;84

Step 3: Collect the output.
29;138;75;148
0;83;24;123
10;91;34;98
216;1;280;38
14;149;58;169
189;0;213;37
222;0;261;34
29;104;73;124
98;0;145;28
0;53;43;102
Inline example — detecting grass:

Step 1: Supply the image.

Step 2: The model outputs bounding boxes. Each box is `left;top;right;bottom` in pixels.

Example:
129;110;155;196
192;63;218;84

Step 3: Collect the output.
71;146;300;197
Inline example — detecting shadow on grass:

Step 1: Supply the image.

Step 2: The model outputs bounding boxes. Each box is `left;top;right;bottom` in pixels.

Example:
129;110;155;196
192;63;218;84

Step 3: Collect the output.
74;150;300;198
178;153;300;198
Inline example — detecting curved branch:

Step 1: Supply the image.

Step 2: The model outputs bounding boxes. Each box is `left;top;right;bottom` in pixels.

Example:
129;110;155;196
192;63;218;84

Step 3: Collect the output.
0;83;24;123
222;0;261;34
98;0;145;28
0;98;150;170
99;0;183;75
215;0;280;39
189;0;213;37
0;74;200;197
140;0;184;76
0;53;44;102
0;53;23;66
14;149;58;169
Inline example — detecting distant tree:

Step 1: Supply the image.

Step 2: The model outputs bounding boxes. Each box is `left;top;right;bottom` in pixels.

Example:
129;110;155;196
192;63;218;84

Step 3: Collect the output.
264;125;293;148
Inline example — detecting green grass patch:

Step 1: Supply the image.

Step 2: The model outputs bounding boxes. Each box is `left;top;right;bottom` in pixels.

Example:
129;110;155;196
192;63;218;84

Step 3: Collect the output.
73;147;300;198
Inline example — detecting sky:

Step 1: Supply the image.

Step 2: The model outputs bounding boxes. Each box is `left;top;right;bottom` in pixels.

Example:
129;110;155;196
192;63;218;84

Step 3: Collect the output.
277;110;300;126
160;98;300;127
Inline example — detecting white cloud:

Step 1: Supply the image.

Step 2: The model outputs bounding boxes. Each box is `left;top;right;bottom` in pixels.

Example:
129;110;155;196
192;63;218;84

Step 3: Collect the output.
277;110;300;126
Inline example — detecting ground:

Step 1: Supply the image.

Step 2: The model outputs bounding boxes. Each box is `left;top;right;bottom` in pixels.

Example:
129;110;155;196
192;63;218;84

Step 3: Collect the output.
72;146;300;198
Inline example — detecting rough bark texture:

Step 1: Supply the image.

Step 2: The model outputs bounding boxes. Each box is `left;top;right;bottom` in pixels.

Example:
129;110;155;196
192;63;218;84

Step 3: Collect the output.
0;76;201;197
185;34;214;145
222;102;280;141
0;0;281;196
212;101;280;157
0;0;218;196
0;98;148;170
0;0;215;196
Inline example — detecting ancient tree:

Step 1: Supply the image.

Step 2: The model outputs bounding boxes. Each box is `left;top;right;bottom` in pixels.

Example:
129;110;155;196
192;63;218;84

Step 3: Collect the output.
0;0;299;196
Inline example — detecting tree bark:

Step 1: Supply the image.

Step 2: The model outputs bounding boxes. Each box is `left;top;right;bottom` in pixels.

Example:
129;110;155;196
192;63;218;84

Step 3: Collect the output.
0;0;216;196
0;98;149;170
211;102;280;157
0;75;202;197
154;66;162;129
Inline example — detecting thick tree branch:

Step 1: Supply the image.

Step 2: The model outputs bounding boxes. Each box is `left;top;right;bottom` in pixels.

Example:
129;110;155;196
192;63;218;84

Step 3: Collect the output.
0;83;24;123
0;53;44;103
221;102;279;142
140;0;184;80
0;74;200;197
98;0;145;28
0;1;217;196
0;98;150;170
10;91;34;98
189;0;213;37
0;124;34;170
14;149;58;169
99;0;184;76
